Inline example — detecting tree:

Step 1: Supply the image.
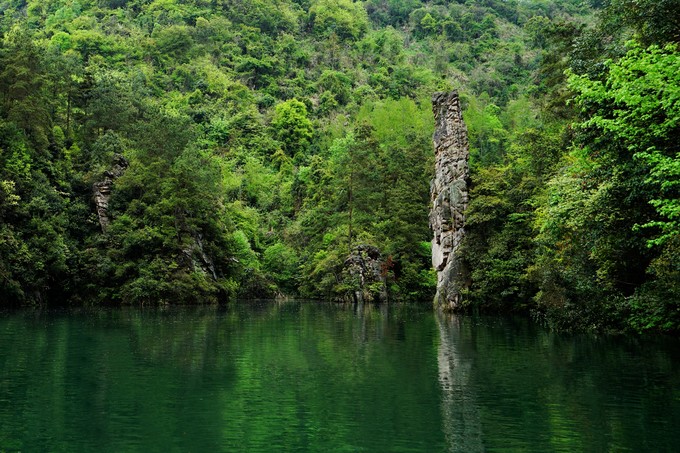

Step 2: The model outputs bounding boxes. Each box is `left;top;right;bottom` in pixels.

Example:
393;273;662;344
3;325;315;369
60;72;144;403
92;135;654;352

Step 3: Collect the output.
0;26;50;148
527;41;680;331
601;0;680;46
568;42;680;246
271;99;313;158
309;0;370;41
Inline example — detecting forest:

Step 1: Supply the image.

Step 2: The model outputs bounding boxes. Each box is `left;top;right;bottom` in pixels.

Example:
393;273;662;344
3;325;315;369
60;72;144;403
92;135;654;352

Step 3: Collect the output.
0;0;677;332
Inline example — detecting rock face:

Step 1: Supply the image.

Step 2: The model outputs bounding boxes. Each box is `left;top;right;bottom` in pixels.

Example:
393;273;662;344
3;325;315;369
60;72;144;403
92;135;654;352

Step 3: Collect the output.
343;244;388;303
429;91;469;310
93;154;128;232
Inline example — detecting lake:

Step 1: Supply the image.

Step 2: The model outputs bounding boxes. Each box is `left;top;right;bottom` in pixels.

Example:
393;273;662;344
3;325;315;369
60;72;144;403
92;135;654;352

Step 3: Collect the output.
1;302;679;452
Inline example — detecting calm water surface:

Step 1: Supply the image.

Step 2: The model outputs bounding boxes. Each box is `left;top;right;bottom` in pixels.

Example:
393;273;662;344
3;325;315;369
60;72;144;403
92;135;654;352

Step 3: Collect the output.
1;302;679;452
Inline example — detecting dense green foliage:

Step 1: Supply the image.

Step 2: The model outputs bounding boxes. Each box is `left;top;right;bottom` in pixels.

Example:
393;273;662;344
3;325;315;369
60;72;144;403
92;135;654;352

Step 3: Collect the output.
462;0;680;332
0;0;677;331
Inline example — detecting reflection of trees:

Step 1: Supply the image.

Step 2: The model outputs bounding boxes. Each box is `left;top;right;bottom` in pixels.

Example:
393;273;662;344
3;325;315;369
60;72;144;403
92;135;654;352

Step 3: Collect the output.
3;306;678;451
216;301;446;450
436;311;484;452
0;303;446;451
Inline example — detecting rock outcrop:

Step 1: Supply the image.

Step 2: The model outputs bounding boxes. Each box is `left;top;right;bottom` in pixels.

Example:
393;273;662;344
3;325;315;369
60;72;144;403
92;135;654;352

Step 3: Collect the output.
429;91;470;310
93;153;128;232
343;244;388;303
181;233;218;280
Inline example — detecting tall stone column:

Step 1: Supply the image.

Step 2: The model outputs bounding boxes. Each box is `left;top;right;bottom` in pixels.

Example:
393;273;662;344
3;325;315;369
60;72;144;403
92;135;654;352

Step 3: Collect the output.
430;91;469;310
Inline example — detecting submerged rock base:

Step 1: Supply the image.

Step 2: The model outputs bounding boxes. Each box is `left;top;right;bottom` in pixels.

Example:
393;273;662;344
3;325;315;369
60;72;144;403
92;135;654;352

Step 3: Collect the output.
430;91;470;310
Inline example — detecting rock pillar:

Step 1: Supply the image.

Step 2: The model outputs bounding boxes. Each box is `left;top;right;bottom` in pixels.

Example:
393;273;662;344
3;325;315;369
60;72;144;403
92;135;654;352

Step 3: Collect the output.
430;91;469;310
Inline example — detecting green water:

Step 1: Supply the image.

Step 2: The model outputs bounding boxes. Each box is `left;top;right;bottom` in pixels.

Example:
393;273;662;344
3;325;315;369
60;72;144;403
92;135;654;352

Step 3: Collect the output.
1;303;679;452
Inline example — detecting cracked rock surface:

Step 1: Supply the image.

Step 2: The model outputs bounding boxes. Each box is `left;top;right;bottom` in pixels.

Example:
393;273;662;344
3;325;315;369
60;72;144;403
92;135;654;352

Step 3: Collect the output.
429;91;469;310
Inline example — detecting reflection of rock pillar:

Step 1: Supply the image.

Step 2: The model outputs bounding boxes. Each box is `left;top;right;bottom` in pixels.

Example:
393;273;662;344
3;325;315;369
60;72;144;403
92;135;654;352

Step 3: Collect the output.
430;91;469;310
436;312;483;452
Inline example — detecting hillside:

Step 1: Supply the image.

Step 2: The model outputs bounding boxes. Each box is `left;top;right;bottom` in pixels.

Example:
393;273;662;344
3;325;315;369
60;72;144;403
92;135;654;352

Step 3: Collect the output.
0;0;678;332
